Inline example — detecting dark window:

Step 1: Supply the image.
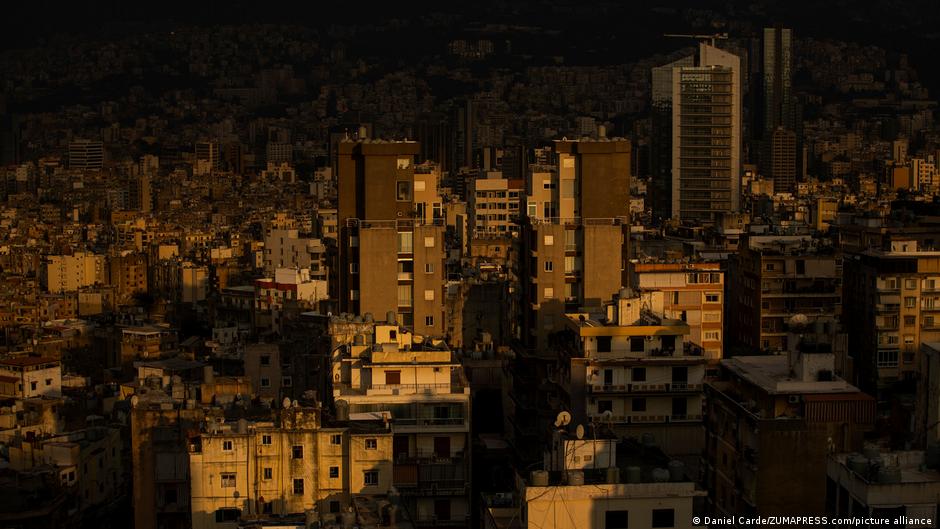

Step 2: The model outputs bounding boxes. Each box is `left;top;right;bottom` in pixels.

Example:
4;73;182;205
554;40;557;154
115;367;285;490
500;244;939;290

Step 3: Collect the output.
215;509;240;523
385;370;401;385
396;181;412;201
597;336;612;352
632;398;647;412
652;509;675;528
630;337;645;352
632;368;646;382
293;479;304;495
598;400;613;413
672;366;688;383
672;398;688;417
605;510;629;529
164;488;177;505
292;445;303;459
329;467;339;478
260;355;271;366
796;260;806;275
603;369;613;385
434;499;451;521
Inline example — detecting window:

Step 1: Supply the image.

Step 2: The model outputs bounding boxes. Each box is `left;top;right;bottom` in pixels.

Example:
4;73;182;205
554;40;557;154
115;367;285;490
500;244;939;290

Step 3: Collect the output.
215;508;240;523
544;287;554;298
796;260;806;275
424;289;435;301
597;400;613;413
260;355;270;366
425;316;434;326
906;278;918;290
263;467;272;480
293;478;304;495
414;180;426;191
630;337;644;352
220;473;236;487
45;378;52;386
904;315;916;326
632;367;646;382
425;263;434;274
330;434;342;445
222;440;233;451
705;292;721;303
329;467;339;478
292;445;304;459
282;376;292;387
349;263;359;274
397;285;413;307
544;235;554;246
385;370;401;385
30;381;37;391
904;335;915;344
652;508;675;528
260;377;270;388
632;398;647;412
704;330;721;341
365;438;378;450
396;181;412;201
261;435;272;445
605;510;629;529
765;263;775;271
544;261;554;272
597;336;612;353
349;289;360;301
905;297;917;308
397;157;411;170
397;231;413;253
364;470;379;486
877;350;899;368
424;236;435;248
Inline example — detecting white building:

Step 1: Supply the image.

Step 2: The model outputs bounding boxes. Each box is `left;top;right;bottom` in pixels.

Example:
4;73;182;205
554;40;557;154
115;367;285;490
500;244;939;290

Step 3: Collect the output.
0;357;62;398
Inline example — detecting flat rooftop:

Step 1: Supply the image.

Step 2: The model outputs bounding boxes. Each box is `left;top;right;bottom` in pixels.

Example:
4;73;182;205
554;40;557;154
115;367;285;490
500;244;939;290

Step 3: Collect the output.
721;355;859;395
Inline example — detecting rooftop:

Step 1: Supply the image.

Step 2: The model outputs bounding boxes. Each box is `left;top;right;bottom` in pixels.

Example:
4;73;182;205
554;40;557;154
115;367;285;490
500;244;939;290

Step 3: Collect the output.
720;355;858;395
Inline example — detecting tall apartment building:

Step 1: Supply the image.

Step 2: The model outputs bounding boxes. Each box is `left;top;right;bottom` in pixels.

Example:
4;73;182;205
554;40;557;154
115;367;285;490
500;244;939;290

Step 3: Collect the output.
68;139;104;171
770;126;797;193
522;137;631;352
337;139;446;336
912;156;938;193
195;141;222;176
189;406;396;529
703;332;874;517
44;252;106;293
843;241;940;392
108;251;148;301
727;234;842;354
561;289;707;460
468;172;523;238
763;27;795;135
331;318;471;527
671;43;742;223
650;55;695;222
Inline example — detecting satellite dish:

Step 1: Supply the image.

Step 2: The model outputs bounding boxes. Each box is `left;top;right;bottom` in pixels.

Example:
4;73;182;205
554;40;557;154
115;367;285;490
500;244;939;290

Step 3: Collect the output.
554;411;572;427
789;313;809;329
601;410;613;422
576;424;585;439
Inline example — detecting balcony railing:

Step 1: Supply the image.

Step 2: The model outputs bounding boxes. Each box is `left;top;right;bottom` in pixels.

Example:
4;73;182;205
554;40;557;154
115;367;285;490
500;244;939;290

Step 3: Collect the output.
393;417;466;427
670;414;703;422
368;383;467;395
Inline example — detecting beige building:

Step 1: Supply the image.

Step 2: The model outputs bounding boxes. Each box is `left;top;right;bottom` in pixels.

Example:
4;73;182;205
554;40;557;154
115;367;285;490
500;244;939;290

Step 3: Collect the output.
844;241;940;391
504;436;704;529
561;289;707;460
634;261;724;362
827;450;940;526
331;318;472;527
263;227;327;279
522;137;631;352
469;172;523;238
189;406;395;529
44;252;106;293
0;357;62;398
338;139;446;336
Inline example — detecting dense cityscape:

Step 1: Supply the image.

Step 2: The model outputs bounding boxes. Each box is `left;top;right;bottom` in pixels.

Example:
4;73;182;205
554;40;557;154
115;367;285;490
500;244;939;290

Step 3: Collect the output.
1;1;940;528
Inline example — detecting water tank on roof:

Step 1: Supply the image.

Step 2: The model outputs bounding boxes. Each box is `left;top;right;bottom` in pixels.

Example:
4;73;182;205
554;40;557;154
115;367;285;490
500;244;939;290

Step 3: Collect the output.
624;466;642;483
335;400;349;421
877;466;902;484
847;454;869;475
651;468;670;482
606;467;620;484
530;470;549;487
668;460;685;482
237;418;248;435
566;470;584;486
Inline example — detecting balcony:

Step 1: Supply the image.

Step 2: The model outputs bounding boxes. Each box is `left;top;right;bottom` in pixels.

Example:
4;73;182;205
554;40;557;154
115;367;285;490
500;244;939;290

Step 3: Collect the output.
670;383;703;392
397;272;414;281
366;383;467;396
628;383;669;393
631;414;669;423
670;414;703;422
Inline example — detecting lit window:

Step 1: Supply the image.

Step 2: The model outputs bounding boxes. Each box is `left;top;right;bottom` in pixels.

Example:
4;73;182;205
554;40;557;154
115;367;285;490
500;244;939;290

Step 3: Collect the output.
424;236;435;248
424;289;435;301
544;235;554;246
544;287;554;298
220;473;236;487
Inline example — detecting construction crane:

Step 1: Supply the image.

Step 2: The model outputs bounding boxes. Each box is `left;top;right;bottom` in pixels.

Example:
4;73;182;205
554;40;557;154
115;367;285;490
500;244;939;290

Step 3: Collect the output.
663;32;729;47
